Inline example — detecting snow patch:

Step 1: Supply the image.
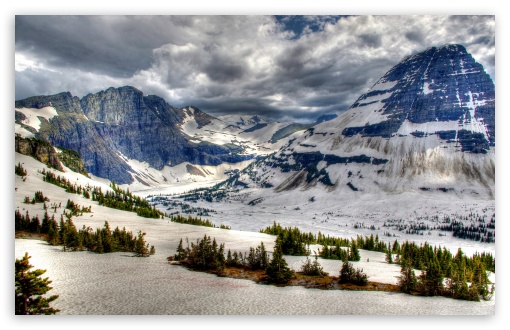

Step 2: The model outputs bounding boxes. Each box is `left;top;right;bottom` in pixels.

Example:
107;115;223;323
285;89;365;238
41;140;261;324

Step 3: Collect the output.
15;106;58;131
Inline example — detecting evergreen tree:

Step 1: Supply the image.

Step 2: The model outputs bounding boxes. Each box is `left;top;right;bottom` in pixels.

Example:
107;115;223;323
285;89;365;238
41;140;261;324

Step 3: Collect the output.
349;240;360;261
15;162;27;176
300;255;329;277
266;238;293;284
174;238;188;261
418;257;444;296
15;253;60;315
446;263;471;300
385;243;393;264
339;261;368;285
134;231;150;257
339;261;355;284
226;249;233;265
398;259;417;293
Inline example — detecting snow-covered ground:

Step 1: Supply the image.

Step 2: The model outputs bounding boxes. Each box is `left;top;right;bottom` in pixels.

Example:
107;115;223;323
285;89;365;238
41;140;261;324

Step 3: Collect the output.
15;239;495;315
14;152;496;315
15;106;59;137
149;185;495;257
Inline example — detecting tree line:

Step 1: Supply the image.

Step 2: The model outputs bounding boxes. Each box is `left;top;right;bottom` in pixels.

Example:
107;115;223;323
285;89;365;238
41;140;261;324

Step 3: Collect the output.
41;169;163;219
170;214;231;229
15;210;154;256
170;236;294;284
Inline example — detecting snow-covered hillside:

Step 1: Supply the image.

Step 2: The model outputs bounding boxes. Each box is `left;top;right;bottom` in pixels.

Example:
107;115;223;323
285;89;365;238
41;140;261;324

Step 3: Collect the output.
149;45;496;254
14;152;495;314
15;106;59;137
180;107;301;156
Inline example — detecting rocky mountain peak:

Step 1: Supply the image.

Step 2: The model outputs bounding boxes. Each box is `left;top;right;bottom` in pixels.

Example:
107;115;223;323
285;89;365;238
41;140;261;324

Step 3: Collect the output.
342;44;495;150
231;44;495;197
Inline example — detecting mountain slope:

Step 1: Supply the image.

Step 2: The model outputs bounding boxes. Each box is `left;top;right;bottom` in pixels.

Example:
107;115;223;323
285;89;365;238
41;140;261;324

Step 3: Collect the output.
223;44;495;198
14;87;295;186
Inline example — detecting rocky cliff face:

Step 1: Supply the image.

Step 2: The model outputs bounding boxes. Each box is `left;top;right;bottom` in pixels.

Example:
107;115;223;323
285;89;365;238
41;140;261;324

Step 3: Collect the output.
15;135;63;171
15;87;254;184
342;44;495;149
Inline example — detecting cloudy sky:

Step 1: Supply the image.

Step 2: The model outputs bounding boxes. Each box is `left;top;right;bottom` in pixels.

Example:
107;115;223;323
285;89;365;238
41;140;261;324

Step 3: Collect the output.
15;15;495;123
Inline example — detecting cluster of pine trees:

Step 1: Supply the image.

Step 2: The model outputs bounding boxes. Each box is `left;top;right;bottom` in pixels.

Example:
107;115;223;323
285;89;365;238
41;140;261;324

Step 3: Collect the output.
15;210;44;233
259;222;494;301
41;169;89;196
41;169;163;219
355;233;388;252
15;162;27;177
65;199;92;216
171;237;294;284
92;182;163;218
172;235;226;271
383;212;496;243
170;214;231;229
339;261;368;286
300;255;329;277
260;221;352;255
15;210;154;256
23;191;50;204
319;240;360;261
396;242;494;301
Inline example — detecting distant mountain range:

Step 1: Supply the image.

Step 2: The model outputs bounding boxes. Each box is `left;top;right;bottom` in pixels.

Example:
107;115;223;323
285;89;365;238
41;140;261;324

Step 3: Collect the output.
15;44;494;198
15;87;335;186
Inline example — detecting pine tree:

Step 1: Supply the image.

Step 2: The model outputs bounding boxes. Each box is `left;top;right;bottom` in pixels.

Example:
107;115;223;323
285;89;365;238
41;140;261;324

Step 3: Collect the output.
300;255;329;277
398;259;417;293
134;231;150;257
385;243;393;264
174;238;187;261
418;257;443;296
15;253;60;315
349;240;360;261
339;261;355;284
266;238;293;284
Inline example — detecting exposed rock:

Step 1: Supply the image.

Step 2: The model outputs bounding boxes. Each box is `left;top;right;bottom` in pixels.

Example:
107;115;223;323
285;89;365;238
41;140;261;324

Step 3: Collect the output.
15;86;255;184
15;135;63;171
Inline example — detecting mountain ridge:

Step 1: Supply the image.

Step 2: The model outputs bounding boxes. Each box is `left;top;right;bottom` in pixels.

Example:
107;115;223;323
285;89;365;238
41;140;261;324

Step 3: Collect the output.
217;44;495;198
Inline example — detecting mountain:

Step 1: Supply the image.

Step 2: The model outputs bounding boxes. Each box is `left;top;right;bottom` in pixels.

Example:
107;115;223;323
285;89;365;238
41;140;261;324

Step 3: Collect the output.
14;87;298;186
315;114;338;124
222;44;495;198
218;114;266;128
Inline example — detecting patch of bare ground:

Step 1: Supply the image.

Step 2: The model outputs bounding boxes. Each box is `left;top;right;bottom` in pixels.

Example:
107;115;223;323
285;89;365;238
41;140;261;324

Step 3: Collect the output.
170;262;400;293
15;231;48;241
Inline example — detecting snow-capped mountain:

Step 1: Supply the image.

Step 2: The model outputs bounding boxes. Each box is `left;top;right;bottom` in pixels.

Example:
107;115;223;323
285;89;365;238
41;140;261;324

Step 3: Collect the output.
14;87;307;188
225;45;495;198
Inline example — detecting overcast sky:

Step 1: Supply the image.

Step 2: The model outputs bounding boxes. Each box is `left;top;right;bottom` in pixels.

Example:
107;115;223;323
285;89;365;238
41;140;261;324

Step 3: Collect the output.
15;15;495;123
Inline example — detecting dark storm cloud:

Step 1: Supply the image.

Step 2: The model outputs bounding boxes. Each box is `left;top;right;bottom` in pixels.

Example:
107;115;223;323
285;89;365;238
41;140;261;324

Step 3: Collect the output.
359;33;382;48
15;15;495;122
15;16;187;77
405;30;425;44
204;59;245;83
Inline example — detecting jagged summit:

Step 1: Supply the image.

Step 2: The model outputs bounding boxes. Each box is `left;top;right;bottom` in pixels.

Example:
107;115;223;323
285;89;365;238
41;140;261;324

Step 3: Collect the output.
342;44;494;149
14;86;299;186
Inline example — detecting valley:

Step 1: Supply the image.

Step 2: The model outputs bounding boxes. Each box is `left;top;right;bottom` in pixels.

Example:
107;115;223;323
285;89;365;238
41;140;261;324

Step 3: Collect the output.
14;43;496;315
